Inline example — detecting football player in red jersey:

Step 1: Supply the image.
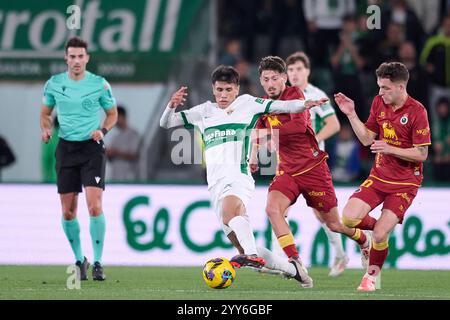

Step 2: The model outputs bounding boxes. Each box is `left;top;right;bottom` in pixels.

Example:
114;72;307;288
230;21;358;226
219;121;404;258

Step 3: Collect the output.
251;56;371;287
334;62;431;291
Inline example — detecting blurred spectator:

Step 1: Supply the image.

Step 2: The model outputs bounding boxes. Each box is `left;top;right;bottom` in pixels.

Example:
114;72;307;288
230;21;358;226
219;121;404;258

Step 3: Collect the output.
304;0;356;67
41;116;59;182
330;124;360;182
381;0;425;52
234;60;258;95
420;14;450;120
330;15;367;121
376;22;405;65
406;0;441;34
218;39;243;67
106;106;141;181
398;41;430;109
421;15;450;88
432;97;450;181
268;0;308;57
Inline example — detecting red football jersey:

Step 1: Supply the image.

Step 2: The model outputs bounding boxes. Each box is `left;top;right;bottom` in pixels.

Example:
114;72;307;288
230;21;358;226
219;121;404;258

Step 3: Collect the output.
256;86;328;176
365;95;431;186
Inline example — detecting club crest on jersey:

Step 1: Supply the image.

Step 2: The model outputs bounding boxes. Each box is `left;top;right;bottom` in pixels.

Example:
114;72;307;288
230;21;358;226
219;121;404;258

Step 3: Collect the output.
400;114;408;125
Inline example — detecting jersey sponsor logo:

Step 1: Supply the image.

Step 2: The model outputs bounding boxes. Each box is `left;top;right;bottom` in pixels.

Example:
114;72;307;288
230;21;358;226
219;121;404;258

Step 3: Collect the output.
382;122;398;140
308;191;326;197
400;114;408;125
382;122;402;146
204;129;238;145
255;98;265;104
416;128;430;135
267;116;282;127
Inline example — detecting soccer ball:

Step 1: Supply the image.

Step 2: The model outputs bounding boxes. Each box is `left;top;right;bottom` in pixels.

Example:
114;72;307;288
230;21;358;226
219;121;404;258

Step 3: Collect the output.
202;257;236;289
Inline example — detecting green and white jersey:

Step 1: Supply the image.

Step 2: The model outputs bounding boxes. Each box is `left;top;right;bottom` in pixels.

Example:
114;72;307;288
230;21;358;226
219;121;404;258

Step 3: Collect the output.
179;94;273;189
303;84;335;151
42;71;116;141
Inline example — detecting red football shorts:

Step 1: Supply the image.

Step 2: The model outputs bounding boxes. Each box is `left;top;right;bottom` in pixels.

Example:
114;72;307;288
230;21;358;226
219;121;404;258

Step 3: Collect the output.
350;176;419;223
268;161;338;213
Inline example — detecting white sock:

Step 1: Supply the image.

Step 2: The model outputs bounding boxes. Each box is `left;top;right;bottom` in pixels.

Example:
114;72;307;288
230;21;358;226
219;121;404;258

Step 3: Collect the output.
271;230;286;258
256;246;296;276
228;216;258;256
322;223;346;258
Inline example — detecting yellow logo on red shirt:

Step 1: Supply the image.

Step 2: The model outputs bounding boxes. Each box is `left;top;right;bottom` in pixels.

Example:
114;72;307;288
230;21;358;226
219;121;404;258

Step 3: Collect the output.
382;122;398;140
382;122;402;145
267;116;282;127
416;128;430;135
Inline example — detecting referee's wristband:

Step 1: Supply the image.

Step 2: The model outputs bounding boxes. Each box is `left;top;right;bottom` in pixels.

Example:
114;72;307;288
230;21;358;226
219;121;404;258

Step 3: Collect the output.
101;128;109;136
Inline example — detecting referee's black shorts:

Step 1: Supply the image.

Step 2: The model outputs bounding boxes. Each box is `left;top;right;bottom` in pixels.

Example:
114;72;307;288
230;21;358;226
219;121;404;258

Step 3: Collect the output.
55;138;106;194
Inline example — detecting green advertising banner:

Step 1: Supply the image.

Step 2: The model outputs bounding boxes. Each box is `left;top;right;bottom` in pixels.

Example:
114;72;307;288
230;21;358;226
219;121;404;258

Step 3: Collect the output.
0;0;206;81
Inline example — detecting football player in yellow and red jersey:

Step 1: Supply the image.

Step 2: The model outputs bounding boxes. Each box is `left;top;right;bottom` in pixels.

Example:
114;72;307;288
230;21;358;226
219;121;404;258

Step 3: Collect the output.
334;62;431;291
250;56;371;288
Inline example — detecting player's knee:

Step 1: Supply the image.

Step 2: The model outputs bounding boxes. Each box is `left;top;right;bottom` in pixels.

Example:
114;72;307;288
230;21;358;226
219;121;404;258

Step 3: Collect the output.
341;214;360;228
88;204;102;216
265;205;282;220
62;211;76;220
372;229;388;244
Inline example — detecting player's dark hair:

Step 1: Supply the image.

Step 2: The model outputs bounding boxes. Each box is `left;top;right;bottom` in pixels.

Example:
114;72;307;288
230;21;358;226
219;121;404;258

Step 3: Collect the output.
376;62;409;83
258;56;286;75
285;51;310;69
211;65;240;85
65;37;88;53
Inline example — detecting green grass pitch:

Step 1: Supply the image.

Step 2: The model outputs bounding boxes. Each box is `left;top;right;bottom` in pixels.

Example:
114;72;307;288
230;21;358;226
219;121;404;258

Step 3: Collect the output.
1;266;449;300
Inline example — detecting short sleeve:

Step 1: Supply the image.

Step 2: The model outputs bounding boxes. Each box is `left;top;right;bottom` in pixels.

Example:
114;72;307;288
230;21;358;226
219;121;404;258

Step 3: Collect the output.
180;104;204;129
412;108;431;147
365;98;379;135
42;80;55;107
99;79;117;110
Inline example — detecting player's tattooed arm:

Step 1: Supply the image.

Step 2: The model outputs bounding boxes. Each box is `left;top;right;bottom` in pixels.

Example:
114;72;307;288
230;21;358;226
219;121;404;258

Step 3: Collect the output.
417;146;428;159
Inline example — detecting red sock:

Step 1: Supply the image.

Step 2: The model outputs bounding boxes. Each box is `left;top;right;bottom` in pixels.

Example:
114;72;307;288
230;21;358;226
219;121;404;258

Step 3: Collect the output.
355;215;377;230
277;233;299;259
283;245;299;259
368;243;389;276
351;229;367;246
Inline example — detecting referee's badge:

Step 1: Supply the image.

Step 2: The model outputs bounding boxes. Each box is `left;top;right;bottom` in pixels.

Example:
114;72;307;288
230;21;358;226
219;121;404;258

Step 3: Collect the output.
400;114;408;125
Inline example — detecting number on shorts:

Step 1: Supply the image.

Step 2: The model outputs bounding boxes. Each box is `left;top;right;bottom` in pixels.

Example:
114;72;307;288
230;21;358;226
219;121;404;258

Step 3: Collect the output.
361;179;374;188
